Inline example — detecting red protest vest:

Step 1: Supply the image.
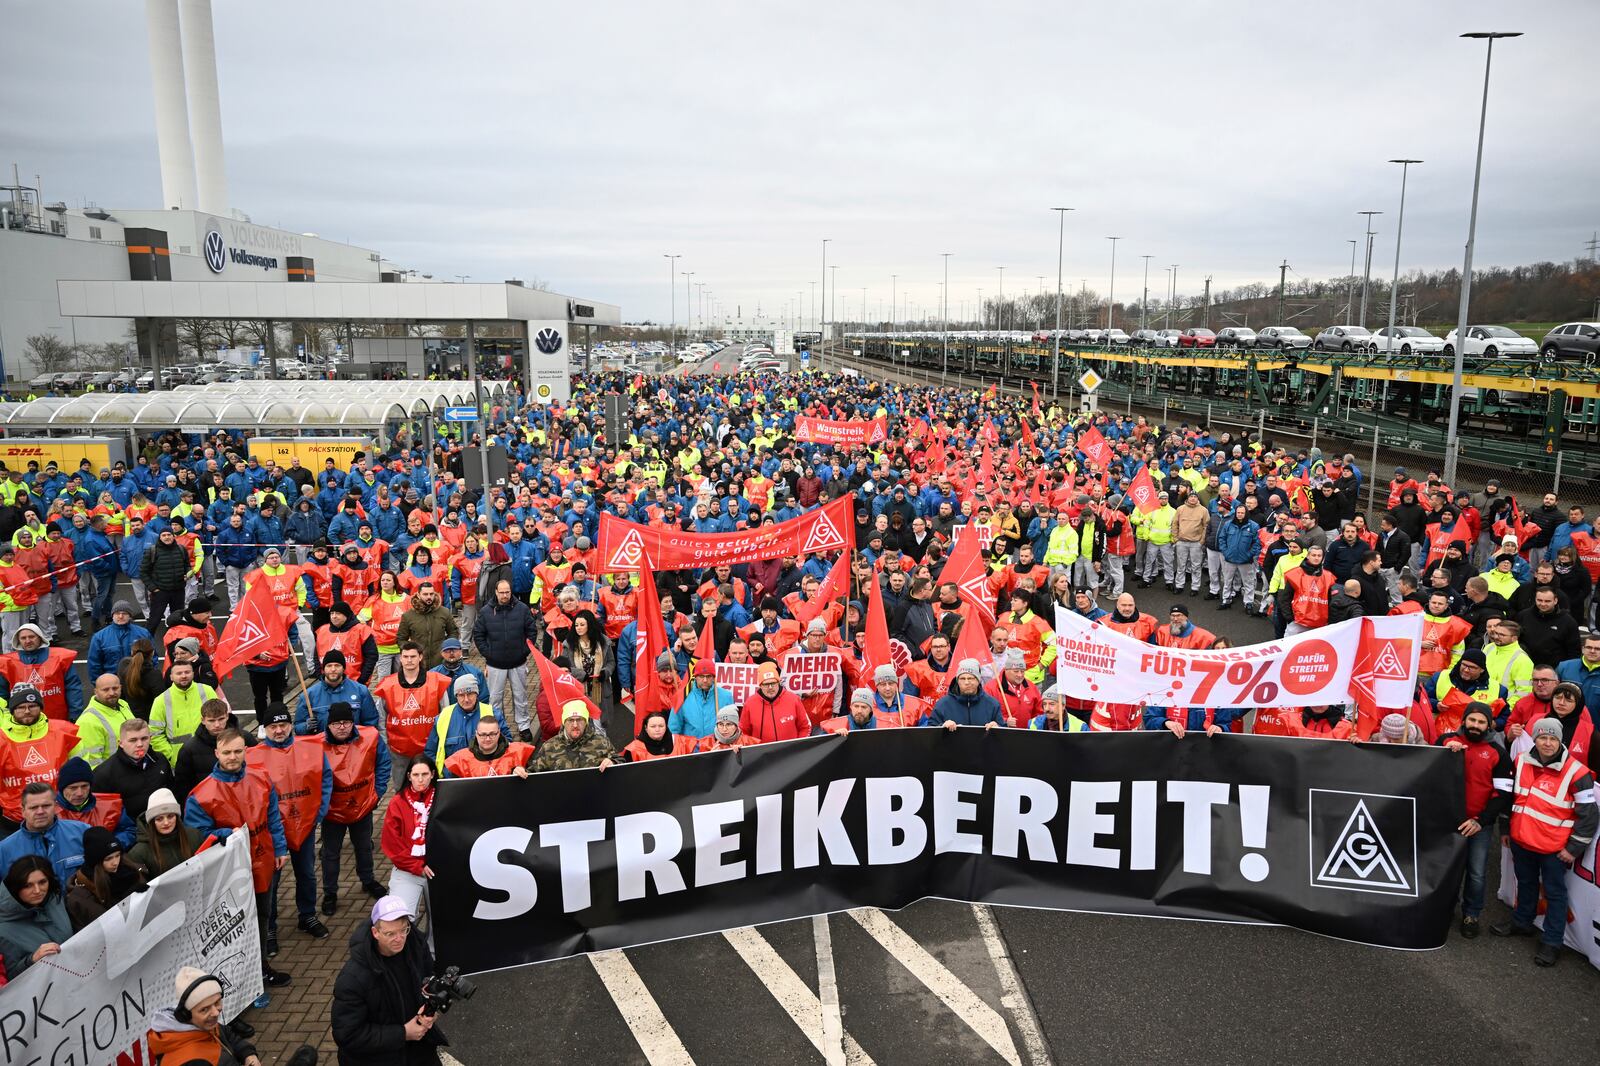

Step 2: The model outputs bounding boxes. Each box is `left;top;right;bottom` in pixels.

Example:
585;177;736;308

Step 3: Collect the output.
1285;567;1335;628
452;554;485;607
246;740;325;850
1104;613;1159;642
0;721;78;820
444;741;537;777
57;793;124;833
301;557;335;609
253;565;304;607
316;623;371;681
164;622;219;661
0;648;81;721
1510;751;1588;854
313;730;380;825
600;587;637;641
190;767;277;893
373;672;452;757
1154;625;1217;650
904;658;955;703
41;537;77;588
365;595;408;648
332;561;377;613
1089;701;1140;731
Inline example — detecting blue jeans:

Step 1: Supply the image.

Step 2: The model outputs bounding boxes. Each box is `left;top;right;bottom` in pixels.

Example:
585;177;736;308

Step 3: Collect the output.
268;837;317;930
1510;841;1571;946
1460;826;1494;918
91;574;118;623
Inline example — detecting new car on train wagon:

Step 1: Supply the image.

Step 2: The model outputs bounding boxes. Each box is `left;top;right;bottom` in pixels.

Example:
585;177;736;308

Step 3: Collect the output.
1312;325;1372;351
1214;327;1256;349
1255;326;1312;350
1441;325;1538;358
1540;322;1600;360
1366;326;1446;355
1176;328;1216;348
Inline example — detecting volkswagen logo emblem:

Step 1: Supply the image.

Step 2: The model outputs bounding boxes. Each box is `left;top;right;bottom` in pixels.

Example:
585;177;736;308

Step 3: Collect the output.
202;227;226;273
534;327;564;355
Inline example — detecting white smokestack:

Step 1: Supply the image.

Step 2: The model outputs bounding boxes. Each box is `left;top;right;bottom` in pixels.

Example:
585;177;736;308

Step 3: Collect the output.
144;0;196;210
179;0;228;217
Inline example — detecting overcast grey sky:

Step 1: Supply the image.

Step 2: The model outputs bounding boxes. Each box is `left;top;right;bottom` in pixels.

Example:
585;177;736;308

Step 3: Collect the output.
6;0;1598;324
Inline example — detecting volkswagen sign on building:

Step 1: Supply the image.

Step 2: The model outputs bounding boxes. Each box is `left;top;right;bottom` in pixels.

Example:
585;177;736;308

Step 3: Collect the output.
534;327;564;355
202;225;227;273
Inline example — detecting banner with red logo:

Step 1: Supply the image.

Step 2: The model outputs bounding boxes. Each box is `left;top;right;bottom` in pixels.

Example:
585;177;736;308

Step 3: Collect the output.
795;415;889;447
597;496;854;572
1498;841;1600;973
1078;425;1113;469
1128;466;1161;515
1053;609;1422;710
213;579;290;680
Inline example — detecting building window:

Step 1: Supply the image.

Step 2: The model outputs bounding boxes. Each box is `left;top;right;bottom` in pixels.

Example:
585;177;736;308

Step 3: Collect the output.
180;245;191;254
89;226;102;239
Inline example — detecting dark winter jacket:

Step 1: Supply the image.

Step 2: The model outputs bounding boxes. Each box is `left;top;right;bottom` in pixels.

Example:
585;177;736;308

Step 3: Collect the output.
139;540;191;591
471;597;538;669
91;746;176;820
173;717;255;801
331;924;448;1066
0;882;72;977
929;686;1006;727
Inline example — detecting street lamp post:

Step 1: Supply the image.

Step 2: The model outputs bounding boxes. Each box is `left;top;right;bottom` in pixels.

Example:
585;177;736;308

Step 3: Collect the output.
663;254;679;364
1346;239;1358;322
1445;31;1522;488
891;273;897;338
942;252;952;384
996;267;1005;331
1357;211;1381;327
821;239;830;345
830;265;839;333
1106;237;1120;332
1051;208;1072;398
684;271;695;339
1384;159;1422;355
1140;255;1152;332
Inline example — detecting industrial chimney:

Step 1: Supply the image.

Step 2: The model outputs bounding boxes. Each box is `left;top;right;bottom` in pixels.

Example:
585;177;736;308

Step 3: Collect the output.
142;0;229;216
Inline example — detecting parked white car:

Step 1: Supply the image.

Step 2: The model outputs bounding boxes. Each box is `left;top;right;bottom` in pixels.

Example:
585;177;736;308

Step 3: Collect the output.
1153;329;1182;348
1442;325;1538;358
1365;326;1446;355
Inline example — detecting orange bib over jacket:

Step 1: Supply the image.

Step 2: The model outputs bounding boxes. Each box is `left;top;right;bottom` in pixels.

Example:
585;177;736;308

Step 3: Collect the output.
621;735;699;761
1284;567;1336;628
316;622;373;681
365;595;408;649
246;740;326;850
0;648;81;721
190;767;277;892
444;741;536;778
1509;750;1588;853
0;721;78;820
373;672;453;757
57;793;124;834
312;729;380;825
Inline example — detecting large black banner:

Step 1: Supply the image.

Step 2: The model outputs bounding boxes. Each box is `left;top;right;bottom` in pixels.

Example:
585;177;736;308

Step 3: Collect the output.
428;730;1466;974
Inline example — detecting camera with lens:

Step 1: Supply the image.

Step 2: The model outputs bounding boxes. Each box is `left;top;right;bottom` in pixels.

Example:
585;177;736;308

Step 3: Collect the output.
419;966;477;1017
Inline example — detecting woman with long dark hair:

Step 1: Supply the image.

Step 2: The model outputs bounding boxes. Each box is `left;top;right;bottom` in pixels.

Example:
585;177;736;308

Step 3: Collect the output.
124;788;198;879
118;638;162;719
65;827;146;931
0;855;72;976
563;612;610;707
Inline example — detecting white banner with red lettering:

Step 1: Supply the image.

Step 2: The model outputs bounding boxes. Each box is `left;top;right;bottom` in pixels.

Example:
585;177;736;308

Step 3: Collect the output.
714;662;762;703
1052;609;1422;709
795;415;889;447
781;650;842;695
1498;841;1600;972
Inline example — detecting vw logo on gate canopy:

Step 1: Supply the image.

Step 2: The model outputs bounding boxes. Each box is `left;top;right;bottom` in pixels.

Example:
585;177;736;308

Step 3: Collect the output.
202;227;226;273
534;327;563;355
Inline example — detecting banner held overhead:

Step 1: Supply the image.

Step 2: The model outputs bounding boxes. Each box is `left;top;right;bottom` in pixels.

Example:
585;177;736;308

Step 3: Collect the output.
597;495;854;572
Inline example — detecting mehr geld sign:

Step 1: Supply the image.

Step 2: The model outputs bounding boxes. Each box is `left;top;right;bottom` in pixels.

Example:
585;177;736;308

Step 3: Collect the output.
202;217;303;274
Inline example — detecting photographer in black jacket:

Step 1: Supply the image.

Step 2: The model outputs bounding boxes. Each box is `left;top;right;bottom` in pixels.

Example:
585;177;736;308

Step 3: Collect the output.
332;896;449;1066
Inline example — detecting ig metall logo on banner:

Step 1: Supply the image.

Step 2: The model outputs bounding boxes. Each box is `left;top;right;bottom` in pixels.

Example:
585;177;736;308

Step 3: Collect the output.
1307;789;1418;897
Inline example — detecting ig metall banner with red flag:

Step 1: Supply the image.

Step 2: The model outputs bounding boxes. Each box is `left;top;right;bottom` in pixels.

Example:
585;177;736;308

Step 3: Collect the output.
597;496;854;572
426;728;1466;973
794;415;889;447
1053;609;1422;711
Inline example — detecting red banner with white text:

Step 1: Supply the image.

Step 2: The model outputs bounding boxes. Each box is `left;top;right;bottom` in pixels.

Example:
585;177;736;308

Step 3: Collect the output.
795;415;889;447
597;496;855;572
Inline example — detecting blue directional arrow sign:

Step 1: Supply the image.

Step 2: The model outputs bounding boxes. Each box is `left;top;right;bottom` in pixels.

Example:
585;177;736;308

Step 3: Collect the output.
441;406;479;422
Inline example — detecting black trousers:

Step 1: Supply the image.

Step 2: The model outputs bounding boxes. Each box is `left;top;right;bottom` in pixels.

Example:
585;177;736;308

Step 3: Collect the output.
248;666;288;714
148;587;185;632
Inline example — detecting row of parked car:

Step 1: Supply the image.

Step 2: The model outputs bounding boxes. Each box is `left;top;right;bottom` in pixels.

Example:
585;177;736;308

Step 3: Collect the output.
1031;321;1600;360
26;358;334;394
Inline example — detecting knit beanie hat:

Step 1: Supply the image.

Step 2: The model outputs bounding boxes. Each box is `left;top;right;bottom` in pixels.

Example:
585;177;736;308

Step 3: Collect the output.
1379;713;1408;741
175;966;223;1015
81;826;122;869
1532;718;1564;741
144;788;181;821
851;687;875;708
56;756;94;791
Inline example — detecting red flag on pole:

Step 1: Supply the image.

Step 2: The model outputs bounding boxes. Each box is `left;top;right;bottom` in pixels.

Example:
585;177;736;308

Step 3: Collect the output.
212;579;290;680
693;612;716;665
977;443;995;490
951;604;994;676
942;519;997;629
631;565;672;719
1018;418;1035;451
792;551;849;626
1128;465;1161;515
981;382;997;403
1078;424;1113;469
1030;382;1042;420
861;567;895;678
529;643;603;723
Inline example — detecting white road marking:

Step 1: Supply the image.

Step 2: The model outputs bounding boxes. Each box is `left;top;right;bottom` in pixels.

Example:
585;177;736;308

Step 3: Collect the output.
588;949;697;1066
812;915;846;1066
970;905;1054;1066
849;909;1021;1066
723;926;875;1065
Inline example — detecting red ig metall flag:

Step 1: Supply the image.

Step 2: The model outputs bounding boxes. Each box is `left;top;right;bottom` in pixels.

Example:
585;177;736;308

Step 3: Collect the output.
212;579;290;680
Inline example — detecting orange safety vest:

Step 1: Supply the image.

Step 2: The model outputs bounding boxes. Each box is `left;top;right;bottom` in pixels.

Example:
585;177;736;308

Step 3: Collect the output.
252;565;304;607
1154;625;1216;650
600;587;637;641
1089;701;1140;731
452;554;485;607
1250;706;1297;736
999;611;1052;670
312;729;381;825
301;557;335;608
904;658;955;703
1509;751;1588;854
445;741;537;778
57;793;124;834
316;623;372;680
0;560;39;608
332;561;377;613
695;733;757;752
190;767;277;892
398;564;448;600
245;740;325;850
0;648;80;721
373;672;453;757
1285;567;1336;628
1104;613;1158;642
366;595;408;649
1281;712;1354;740
1419;613;1471;676
0;721;78;820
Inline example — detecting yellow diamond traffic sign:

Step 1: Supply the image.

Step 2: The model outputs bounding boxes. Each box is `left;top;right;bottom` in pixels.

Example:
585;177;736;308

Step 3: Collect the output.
1078;369;1103;393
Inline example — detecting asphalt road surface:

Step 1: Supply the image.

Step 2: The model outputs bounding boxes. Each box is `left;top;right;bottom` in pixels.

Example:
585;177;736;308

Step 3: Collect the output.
435;354;1600;1065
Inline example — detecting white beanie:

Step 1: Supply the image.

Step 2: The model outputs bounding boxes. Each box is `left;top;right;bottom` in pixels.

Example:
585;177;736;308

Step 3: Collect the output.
175;965;223;1014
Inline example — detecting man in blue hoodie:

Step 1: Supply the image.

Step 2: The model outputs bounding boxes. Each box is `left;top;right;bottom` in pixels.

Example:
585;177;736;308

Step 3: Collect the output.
668;659;735;739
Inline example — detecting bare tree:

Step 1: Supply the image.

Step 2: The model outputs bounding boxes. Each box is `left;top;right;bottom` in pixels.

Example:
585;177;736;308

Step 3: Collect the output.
175;318;219;359
25;334;77;374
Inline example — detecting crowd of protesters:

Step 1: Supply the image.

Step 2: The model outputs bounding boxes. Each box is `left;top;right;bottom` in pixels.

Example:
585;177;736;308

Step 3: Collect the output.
0;361;1592;1044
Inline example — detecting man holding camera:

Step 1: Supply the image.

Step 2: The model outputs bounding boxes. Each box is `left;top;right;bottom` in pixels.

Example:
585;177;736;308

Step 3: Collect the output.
332;895;451;1065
